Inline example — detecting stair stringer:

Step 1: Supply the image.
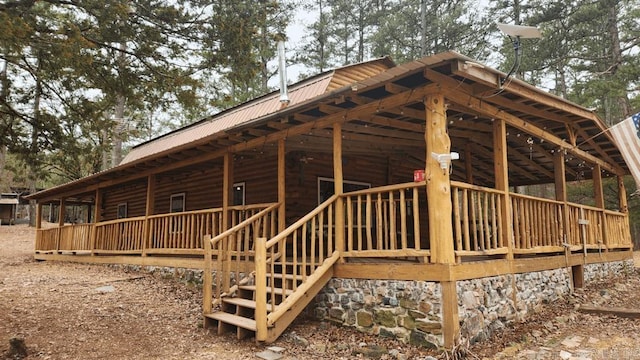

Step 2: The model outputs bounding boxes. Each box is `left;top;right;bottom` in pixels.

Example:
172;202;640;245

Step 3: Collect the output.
265;265;334;343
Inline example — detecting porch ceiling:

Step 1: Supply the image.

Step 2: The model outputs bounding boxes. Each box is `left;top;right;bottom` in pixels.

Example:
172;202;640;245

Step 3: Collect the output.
29;52;628;202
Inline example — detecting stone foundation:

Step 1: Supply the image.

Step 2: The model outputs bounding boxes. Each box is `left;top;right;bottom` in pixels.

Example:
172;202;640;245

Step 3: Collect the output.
314;279;444;348
313;260;632;348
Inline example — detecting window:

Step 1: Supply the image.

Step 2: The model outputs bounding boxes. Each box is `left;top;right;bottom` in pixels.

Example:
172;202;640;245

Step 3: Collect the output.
170;193;185;213
117;203;127;219
317;177;371;204
233;182;245;206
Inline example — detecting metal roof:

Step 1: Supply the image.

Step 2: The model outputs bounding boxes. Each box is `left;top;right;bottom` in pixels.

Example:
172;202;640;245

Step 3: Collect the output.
122;57;395;165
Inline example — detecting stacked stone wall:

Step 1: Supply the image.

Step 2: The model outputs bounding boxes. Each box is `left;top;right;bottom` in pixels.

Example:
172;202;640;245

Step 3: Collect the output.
313;260;632;347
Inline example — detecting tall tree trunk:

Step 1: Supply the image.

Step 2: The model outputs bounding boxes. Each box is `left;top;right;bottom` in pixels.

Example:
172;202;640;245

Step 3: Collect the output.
111;93;125;166
606;2;632;119
28;64;42;227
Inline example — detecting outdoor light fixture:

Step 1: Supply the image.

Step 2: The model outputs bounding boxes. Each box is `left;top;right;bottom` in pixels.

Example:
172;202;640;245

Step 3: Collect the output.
431;152;460;171
496;23;542;86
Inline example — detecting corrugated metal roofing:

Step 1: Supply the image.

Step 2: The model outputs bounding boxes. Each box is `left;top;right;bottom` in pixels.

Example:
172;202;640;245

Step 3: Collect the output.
122;57;394;165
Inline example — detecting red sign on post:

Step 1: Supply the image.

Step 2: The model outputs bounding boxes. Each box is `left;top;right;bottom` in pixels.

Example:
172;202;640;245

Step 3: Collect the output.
413;170;425;182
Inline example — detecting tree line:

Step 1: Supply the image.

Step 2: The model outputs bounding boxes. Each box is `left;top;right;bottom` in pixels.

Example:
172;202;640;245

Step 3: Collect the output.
0;0;638;194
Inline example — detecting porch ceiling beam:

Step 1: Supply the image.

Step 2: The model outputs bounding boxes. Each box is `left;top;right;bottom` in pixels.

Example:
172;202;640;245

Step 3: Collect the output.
342;123;424;142
470;143;538;181
451;60;603;123
450;129;555;179
36;82;442;201
424;68;624;175
360;115;424;132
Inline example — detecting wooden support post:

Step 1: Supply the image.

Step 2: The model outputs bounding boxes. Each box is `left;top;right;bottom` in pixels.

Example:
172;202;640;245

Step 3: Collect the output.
255;237;268;341
592;164;608;250
441;280;460;348
425;94;455;264
464;144;473;184
572;264;584;289
424;94;458;348
35;203;42;252
554;151;574;289
56;198;65;252
278;139;286;233
618;176;628;214
222;153;233;292
334;122;345;259
90;189;101;255
203;234;213;327
493;119;513;260
142;175;155;256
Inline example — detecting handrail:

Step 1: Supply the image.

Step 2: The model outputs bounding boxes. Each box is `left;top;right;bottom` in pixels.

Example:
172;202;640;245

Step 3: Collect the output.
509;192;564;205
343;181;426;196
94;215;147;227
266;195;338;248
451;180;506;195
147;207;223;220
208;202;280;246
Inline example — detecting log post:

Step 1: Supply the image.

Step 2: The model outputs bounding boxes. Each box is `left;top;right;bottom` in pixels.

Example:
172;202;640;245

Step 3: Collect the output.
142;174;155;256
333;122;345;259
56;198;65;253
203;234;213;328
254;237;268;341
222;153;233;292
90;189;101;255
35;203;42;252
424;94;458;348
592;164;608;250
618;176;628;214
278;139;286;233
493;119;513;259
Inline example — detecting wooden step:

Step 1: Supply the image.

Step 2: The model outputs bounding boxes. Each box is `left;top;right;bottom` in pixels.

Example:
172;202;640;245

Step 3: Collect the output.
204;312;257;331
239;285;294;296
223;297;274;312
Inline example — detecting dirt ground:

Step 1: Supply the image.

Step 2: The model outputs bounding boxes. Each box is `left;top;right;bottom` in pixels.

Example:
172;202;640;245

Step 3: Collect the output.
1;224;639;359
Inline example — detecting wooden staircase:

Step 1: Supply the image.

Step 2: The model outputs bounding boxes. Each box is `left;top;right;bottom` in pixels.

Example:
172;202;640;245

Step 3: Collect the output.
204;271;302;341
202;198;340;343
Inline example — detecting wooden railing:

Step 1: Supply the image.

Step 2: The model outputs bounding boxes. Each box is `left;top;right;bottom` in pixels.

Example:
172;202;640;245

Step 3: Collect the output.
511;193;565;253
203;203;280;311
35;228;60;252
59;224;93;251
147;209;223;254
604;210;632;249
94;216;146;253
451;182;507;257
258;196;340;341
341;182;429;258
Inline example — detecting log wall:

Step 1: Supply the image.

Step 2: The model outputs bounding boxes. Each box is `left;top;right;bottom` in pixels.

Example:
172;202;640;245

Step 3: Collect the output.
101;179;147;221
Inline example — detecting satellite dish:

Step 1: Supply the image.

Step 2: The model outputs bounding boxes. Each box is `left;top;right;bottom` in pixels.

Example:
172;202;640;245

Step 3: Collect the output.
496;23;542;86
497;23;542;39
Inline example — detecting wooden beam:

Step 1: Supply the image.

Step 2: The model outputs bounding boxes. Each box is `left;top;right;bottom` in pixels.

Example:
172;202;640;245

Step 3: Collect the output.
494;119;513;260
278;139;286;232
425;94;455;264
593;164;605;209
334;122;345;260
451;60;605;123
222;153;233;291
464;144;473;184
142;175;155;256
424;68;624;175
38;83;440;203
441;280;460;348
618;176;628;213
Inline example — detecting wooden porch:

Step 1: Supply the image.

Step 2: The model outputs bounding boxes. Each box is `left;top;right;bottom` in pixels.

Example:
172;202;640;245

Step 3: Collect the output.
28;52;635;348
34;179;633;344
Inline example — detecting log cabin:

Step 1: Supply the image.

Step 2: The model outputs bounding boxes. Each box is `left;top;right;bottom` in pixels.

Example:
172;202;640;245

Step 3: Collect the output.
27;51;634;348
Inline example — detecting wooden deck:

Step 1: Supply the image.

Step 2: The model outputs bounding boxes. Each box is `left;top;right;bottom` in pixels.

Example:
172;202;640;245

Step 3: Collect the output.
33;181;633;346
